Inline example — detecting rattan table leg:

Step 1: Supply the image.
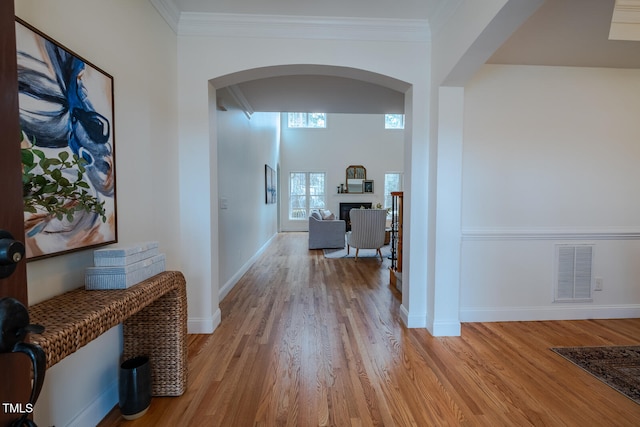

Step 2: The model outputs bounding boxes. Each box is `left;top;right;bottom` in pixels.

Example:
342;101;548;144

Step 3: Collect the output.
122;285;187;396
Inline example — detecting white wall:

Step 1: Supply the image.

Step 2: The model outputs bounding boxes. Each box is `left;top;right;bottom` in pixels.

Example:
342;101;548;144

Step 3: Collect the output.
427;0;543;336
280;113;403;231
217;109;280;297
460;64;640;321
15;1;179;425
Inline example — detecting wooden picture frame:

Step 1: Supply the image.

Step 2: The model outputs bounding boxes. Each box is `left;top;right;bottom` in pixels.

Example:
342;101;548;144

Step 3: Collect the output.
364;180;374;193
345;165;366;193
16;18;117;260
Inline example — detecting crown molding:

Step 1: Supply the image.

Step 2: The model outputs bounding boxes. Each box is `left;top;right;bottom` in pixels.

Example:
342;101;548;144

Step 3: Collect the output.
226;85;254;119
149;0;180;33
149;0;430;42
427;0;463;40
177;12;430;42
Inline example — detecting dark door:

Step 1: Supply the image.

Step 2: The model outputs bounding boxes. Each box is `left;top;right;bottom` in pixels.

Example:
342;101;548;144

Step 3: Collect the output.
0;1;31;425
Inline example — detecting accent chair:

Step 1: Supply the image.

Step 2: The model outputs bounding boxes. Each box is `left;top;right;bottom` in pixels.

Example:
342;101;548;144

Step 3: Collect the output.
346;209;387;261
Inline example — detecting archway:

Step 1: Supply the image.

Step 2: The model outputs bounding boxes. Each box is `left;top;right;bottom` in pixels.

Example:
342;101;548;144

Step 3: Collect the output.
211;64;411;114
209;64;420;325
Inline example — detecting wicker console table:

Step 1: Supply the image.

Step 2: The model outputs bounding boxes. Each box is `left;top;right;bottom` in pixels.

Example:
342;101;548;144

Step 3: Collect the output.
28;270;188;396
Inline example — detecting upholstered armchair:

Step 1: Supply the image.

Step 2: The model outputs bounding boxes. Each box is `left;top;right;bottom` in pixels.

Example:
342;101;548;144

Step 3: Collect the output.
347;209;387;261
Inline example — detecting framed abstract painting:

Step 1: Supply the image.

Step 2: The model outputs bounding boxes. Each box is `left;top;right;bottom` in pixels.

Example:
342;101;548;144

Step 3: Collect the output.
16;19;117;260
265;165;276;204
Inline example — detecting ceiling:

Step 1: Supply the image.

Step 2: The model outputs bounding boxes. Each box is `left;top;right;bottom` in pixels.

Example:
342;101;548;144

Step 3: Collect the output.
214;66;410;115
487;0;640;69
166;0;640;114
219;75;406;115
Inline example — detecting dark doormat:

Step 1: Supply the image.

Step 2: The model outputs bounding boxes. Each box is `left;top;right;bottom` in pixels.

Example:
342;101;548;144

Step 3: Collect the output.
551;345;640;404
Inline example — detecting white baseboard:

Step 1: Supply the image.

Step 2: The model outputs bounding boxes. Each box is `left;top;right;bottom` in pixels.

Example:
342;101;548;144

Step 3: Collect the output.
400;307;461;336
400;304;427;328
188;308;221;334
428;320;462;337
460;304;640;322
188;235;275;335
219;234;276;300
66;378;118;427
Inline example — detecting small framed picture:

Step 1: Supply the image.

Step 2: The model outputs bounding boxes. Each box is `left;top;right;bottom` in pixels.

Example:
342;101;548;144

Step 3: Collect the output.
363;180;374;193
265;164;276;204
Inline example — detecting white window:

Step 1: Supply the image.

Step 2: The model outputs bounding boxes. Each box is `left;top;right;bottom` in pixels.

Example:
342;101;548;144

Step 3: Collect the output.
385;114;404;129
289;172;326;220
288;113;327;128
384;173;403;209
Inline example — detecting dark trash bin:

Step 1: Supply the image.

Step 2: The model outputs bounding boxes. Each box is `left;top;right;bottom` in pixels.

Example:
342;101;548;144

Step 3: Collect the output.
119;356;152;420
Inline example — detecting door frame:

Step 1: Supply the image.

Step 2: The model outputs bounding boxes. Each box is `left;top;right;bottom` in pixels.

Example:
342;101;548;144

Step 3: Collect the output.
0;1;31;424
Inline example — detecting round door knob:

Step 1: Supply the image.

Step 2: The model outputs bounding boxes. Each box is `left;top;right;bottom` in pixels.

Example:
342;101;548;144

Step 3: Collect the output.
0;231;26;278
0;238;25;265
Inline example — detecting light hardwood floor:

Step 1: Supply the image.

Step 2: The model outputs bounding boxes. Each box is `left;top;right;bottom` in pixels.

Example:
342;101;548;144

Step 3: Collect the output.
99;232;640;426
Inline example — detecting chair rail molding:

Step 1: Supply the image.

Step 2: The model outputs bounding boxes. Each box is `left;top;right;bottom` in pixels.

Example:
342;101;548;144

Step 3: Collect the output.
461;226;640;241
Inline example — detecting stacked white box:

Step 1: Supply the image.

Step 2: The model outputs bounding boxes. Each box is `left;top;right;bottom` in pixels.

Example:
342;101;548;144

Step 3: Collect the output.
93;241;159;266
85;242;166;290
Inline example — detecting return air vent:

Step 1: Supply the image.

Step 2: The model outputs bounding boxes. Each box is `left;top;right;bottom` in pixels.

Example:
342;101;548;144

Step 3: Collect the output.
554;244;593;302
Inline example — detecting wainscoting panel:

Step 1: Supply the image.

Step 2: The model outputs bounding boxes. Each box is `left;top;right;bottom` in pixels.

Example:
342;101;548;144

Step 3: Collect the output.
459;228;640;322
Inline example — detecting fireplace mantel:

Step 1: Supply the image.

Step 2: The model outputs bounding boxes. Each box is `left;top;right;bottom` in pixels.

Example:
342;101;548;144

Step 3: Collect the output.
339;202;372;231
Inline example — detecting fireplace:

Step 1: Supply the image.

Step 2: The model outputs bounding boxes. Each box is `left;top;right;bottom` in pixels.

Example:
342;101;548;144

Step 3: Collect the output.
339;202;372;231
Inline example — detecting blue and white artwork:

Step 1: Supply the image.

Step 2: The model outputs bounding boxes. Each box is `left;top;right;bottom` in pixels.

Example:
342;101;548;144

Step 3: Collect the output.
16;19;116;259
265;165;276;204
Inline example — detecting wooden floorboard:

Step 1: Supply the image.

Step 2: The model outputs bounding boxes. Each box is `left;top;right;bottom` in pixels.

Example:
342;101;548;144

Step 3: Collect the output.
99;232;640;426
